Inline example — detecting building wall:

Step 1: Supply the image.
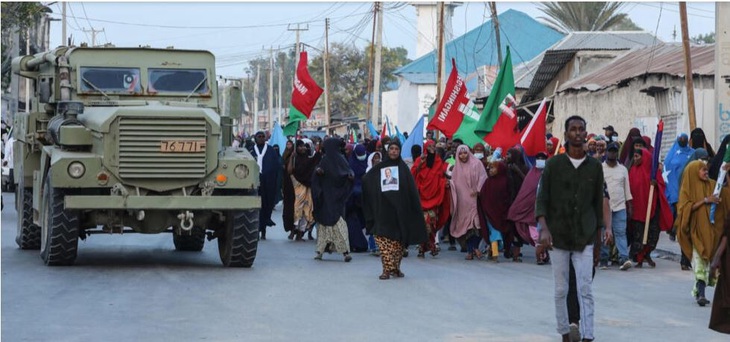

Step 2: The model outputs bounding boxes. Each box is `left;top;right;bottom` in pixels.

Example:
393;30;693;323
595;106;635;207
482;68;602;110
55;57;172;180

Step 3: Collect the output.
555;74;717;158
413;3;457;59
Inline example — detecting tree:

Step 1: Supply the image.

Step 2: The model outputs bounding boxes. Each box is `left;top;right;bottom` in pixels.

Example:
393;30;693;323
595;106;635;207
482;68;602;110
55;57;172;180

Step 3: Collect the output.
307;43;410;121
691;32;715;44
610;17;644;31
2;2;51;90
243;48;295;117
537;2;629;33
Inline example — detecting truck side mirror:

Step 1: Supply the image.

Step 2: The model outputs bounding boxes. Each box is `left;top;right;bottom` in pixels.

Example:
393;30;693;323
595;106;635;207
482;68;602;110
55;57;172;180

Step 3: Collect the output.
225;81;242;120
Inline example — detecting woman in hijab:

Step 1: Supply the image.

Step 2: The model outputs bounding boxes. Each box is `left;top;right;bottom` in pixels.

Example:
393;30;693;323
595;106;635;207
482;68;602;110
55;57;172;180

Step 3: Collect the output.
676;160;729;306
508;151;550;264
411;140;450;258
312;138;354;262
620;127;643;166
478;161;510;261
450;145;488;260
665;134;695;213
290;139;322;240
709;134;730;181
709;197;730;332
282;140;297;238
363;140;427;279
365;151;382;255
690;127;715;158
345;144;369;252
504;147;529;260
628;148;674;268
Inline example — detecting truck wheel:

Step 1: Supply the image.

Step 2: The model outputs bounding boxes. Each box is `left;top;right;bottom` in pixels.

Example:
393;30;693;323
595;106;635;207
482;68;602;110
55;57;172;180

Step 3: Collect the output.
40;171;79;266
218;209;259;267
15;175;41;250
173;226;205;252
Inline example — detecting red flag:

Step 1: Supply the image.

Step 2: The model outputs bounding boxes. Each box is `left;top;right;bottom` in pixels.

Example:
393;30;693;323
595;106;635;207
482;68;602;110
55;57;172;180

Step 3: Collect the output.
427;59;482;146
289;51;323;121
519;98;548;156
483;95;520;151
381;122;387;139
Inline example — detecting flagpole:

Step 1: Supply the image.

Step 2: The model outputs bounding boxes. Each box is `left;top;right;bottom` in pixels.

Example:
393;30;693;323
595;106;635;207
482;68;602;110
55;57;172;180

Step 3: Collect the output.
435;2;445;140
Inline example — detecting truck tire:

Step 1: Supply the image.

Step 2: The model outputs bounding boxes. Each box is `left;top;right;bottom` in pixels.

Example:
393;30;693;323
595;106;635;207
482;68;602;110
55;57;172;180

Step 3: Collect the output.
15;175;41;250
173;226;205;252
40;171;79;266
218;208;259;267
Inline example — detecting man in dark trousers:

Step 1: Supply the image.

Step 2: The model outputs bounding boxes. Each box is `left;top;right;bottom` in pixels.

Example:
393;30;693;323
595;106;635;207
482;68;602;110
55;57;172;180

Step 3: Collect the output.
537;116;605;342
249;131;282;240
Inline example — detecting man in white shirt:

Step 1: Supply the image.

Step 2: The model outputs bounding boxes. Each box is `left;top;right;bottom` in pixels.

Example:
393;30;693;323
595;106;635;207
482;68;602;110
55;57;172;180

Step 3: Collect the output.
601;142;633;270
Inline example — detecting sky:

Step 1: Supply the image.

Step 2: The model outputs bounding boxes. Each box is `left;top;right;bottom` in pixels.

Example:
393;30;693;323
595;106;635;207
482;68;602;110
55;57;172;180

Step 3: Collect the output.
45;1;718;79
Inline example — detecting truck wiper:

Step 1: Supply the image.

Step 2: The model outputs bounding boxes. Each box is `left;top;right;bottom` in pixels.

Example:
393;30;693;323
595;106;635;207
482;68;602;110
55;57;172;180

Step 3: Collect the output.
81;77;112;101
185;76;208;101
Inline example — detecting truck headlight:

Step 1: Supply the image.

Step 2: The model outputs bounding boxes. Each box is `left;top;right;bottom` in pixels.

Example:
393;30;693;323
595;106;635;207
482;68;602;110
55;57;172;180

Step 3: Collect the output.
68;161;85;179
234;164;249;179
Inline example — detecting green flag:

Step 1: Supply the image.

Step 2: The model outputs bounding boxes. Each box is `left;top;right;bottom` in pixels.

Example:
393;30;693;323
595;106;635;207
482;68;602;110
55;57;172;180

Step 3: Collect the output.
475;46;515;135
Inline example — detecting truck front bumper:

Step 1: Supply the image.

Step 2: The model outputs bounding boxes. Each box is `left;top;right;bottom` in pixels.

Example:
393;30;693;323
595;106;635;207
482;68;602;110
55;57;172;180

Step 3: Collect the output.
64;195;260;210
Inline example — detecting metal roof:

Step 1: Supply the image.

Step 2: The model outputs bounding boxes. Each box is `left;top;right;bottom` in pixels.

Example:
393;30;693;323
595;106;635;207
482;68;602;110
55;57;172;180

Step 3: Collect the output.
519;50;576;103
559;43;715;92
394;9;564;79
550;31;660;51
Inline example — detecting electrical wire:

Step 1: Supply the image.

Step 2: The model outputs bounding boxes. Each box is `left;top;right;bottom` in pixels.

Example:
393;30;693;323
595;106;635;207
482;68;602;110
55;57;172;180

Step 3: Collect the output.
644;2;663;74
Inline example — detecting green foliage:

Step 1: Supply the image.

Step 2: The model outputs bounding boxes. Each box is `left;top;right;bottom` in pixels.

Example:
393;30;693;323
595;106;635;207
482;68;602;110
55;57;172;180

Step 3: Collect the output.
610;17;644;31
691;32;715;44
243;49;295;117
307;43;410;121
537;2;629;33
2;2;49;90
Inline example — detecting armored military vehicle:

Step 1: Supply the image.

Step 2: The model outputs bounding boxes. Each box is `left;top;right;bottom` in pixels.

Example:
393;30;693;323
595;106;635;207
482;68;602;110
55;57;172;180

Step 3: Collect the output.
11;46;260;267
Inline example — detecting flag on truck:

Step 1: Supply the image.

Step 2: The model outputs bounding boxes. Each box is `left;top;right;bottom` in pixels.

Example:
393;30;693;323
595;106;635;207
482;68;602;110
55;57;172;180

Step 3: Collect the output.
283;51;323;136
426;58;484;147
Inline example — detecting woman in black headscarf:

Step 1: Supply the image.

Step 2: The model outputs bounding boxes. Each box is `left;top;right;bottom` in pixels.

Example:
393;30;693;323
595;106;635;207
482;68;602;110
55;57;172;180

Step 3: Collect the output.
345;144;369;252
289;139;322;240
282;140;296;237
362;140;427;279
311;137;354;262
690;128;715;159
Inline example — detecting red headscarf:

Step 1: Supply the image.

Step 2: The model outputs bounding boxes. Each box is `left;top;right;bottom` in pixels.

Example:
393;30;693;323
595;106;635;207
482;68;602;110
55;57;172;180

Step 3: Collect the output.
411;140;450;226
628;148;673;230
479;162;511;235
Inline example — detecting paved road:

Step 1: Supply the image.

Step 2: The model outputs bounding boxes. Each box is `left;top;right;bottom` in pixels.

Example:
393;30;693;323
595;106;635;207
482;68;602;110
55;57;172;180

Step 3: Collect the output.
1;192;726;341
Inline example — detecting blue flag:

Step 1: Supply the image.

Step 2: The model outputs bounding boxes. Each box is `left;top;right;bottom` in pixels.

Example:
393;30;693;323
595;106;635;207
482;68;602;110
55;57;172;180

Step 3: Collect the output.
269;121;288;156
395;125;407;145
401;117;425;161
367;120;380;139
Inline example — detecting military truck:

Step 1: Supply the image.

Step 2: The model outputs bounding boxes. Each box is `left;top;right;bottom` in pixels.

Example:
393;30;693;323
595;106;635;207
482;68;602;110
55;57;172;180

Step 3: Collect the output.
11;46;261;267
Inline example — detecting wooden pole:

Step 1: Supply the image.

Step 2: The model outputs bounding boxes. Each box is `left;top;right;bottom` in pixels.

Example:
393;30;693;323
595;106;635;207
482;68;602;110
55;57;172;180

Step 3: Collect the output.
324;18;330;130
436;2;445;101
679;2;697;131
490;2;502;66
642;185;655;245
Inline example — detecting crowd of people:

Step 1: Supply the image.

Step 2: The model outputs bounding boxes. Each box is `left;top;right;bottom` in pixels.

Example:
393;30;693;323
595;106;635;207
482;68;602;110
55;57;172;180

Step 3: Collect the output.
234;119;730;338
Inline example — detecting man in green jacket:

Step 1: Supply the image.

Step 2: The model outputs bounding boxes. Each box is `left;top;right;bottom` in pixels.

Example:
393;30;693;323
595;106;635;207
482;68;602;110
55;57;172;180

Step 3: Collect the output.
537;115;604;342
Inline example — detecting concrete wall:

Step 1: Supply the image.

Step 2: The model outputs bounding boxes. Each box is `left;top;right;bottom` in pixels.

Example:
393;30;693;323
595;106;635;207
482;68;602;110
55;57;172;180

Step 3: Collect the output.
717;2;730;142
413;3;457;59
555;74;717;154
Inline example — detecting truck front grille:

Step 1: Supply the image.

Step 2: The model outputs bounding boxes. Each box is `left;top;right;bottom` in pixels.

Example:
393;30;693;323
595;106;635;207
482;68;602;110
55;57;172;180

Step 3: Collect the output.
118;117;207;179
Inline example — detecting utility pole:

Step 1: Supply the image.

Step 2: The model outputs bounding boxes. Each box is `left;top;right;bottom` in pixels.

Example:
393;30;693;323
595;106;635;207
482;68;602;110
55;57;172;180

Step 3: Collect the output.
25;28;30;113
436;2;445;102
365;3;378;121
268;47;274;131
371;2;383;128
324;18;330;129
82;27;104;46
679;2;697;131
10;27;19;118
62;2;67;46
253;64;261;133
278;67;283;125
716;2;730;142
288;23;309;78
490;2;502;65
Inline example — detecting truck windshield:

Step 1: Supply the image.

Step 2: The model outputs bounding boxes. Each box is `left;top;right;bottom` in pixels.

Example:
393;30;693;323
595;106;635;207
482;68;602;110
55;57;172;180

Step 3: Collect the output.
148;68;208;95
78;67;141;94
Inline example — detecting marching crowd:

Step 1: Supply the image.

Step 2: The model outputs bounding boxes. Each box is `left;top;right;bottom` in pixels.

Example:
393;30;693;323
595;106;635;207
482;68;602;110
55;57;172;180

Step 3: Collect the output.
235;116;729;339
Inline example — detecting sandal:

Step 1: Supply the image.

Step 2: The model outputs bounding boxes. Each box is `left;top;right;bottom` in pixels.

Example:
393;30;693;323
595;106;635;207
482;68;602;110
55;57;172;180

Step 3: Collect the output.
391;269;405;278
379;272;390;280
314;252;323;260
473;249;484;260
646;256;656;268
344;253;352;262
431;245;440;257
465;252;474;260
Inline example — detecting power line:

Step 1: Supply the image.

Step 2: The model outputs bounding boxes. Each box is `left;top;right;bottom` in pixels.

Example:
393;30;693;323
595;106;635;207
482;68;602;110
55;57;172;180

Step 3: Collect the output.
645;2;663;75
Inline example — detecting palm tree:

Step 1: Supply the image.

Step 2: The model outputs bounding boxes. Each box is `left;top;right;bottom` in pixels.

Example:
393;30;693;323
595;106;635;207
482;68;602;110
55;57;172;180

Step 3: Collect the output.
537;2;629;33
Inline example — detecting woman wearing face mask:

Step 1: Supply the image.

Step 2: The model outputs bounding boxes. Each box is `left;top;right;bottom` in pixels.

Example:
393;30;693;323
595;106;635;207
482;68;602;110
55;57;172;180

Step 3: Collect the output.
345;144;370;252
450;145;488;260
676;160;729;306
472;143;486;161
508;152;550;264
